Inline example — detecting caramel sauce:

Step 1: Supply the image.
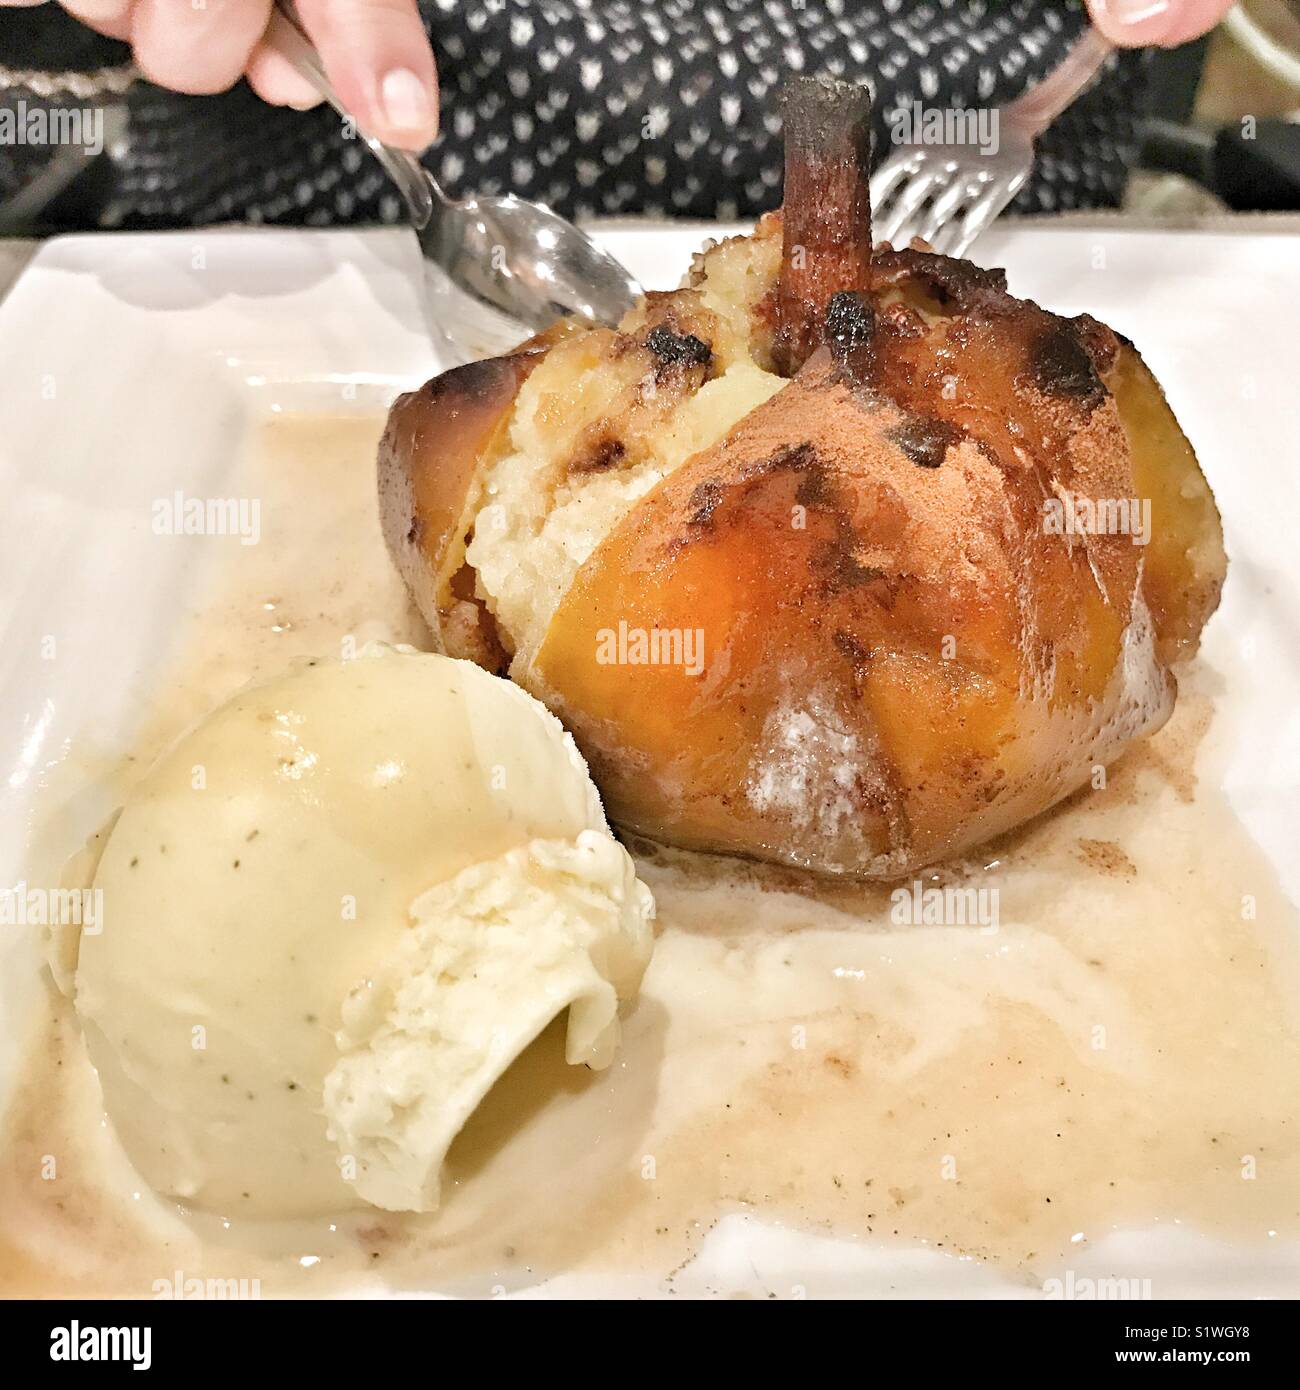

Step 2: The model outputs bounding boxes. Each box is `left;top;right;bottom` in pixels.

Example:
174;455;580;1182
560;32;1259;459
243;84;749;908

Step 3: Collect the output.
2;413;1297;1297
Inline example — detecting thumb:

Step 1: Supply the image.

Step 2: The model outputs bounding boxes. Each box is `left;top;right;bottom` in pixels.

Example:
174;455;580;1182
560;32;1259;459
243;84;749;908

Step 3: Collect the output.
293;0;439;151
1086;0;1236;48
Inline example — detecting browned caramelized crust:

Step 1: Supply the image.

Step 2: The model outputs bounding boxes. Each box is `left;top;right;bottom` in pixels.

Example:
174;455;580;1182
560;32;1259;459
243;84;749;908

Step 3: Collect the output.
378;352;543;672
377;78;1226;878
529;257;1225;873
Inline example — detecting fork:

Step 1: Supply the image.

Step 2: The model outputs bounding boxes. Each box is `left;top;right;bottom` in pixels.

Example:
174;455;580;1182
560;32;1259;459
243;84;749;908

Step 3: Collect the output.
870;26;1115;258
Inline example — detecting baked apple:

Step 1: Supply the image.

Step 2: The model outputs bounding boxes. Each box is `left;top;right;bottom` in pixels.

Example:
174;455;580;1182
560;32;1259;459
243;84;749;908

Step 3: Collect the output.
379;79;1225;878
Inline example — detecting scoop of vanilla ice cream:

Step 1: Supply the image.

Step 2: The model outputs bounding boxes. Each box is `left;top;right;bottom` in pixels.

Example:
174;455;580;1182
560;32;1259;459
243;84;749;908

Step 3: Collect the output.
327;830;649;1211
72;646;654;1218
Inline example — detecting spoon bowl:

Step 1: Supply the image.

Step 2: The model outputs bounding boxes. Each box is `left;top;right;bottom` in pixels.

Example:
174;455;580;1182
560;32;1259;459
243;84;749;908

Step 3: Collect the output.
268;1;642;359
423;192;641;328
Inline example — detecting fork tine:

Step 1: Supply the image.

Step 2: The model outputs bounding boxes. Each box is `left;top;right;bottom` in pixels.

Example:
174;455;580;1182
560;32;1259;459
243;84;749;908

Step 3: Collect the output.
944;172;1027;258
869;158;924;237
922;214;962;259
874;165;947;248
926;217;968;258
868;156;913;212
928;185;996;256
913;178;980;251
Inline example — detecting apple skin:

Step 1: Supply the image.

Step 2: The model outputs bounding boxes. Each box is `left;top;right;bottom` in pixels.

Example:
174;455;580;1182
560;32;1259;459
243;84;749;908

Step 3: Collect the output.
379;251;1225;878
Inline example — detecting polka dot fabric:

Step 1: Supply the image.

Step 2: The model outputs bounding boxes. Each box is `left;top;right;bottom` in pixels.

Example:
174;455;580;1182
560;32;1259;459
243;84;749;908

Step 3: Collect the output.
102;0;1149;228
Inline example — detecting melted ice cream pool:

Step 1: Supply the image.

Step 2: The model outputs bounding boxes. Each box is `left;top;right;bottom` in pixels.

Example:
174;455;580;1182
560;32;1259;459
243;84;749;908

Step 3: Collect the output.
2;413;1299;1297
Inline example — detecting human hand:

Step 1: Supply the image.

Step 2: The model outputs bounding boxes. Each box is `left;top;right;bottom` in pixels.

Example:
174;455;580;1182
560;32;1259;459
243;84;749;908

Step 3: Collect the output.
1086;0;1238;47
0;0;440;150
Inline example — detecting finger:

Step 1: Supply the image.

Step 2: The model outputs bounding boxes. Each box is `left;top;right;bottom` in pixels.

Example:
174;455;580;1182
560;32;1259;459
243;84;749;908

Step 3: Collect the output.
1157;0;1236;46
294;0;438;150
1087;0;1231;48
59;0;135;41
246;40;325;109
131;0;271;95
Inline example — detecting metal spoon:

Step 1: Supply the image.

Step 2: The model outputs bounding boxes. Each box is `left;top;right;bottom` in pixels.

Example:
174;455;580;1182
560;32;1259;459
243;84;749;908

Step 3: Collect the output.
266;1;642;359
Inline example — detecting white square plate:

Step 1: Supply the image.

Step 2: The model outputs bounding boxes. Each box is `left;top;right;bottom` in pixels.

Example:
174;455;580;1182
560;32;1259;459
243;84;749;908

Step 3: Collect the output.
2;221;1299;1298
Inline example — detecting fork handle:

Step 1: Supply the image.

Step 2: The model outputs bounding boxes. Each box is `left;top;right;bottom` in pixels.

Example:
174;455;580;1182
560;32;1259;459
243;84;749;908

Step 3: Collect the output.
264;0;437;227
1002;26;1114;136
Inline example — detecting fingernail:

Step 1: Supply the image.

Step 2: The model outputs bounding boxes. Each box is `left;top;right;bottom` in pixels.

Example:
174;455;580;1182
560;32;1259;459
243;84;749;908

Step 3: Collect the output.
379;67;437;139
1099;0;1171;31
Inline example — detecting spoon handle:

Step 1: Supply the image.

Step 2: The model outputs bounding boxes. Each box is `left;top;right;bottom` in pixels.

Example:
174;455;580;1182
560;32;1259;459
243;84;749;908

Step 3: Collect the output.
264;0;437;228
